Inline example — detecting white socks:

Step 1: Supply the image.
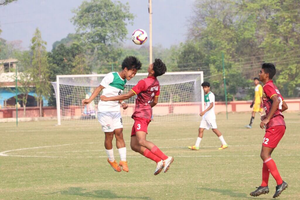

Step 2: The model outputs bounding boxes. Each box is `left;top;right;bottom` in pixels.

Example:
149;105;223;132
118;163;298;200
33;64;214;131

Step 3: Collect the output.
118;147;127;161
106;147;127;162
195;137;202;147
218;135;227;145
105;149;115;162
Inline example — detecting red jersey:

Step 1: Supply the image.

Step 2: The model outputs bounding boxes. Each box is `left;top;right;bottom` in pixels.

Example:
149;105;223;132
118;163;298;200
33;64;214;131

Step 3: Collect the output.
263;80;285;129
131;76;160;120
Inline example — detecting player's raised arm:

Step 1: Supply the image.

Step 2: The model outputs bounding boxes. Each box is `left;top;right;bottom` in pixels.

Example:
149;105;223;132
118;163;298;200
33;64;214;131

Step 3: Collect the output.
101;90;136;102
82;85;104;105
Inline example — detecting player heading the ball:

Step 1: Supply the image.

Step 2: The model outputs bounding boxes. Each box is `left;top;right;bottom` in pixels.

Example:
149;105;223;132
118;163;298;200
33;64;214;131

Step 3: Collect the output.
101;58;174;175
82;56;142;173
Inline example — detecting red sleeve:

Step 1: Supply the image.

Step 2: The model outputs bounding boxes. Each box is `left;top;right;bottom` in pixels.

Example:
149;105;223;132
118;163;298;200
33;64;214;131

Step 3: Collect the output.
131;80;146;95
264;85;277;99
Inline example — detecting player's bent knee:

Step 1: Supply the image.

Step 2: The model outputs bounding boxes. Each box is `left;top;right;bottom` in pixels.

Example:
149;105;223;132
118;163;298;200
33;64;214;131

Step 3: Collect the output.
137;139;146;147
130;144;139;152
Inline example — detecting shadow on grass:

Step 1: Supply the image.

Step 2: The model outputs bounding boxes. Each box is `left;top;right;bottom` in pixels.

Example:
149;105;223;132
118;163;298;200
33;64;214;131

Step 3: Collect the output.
198;187;269;199
52;187;151;199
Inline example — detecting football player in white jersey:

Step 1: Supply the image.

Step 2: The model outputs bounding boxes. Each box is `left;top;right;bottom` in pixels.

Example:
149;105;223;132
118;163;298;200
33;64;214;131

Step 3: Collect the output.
82;56;141;172
188;82;228;150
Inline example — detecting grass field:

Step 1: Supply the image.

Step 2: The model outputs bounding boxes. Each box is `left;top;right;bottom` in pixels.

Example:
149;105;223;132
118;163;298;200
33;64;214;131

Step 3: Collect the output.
1;112;300;200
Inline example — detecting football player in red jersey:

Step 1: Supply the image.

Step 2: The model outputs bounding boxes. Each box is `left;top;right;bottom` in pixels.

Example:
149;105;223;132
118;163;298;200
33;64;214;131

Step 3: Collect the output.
250;63;288;198
101;59;174;175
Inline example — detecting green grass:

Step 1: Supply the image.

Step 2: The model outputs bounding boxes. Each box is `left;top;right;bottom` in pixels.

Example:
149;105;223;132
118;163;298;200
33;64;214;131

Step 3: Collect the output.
1;112;300;200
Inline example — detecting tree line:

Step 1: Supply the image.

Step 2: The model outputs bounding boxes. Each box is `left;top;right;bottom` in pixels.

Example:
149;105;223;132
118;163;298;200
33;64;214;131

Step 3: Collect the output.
0;0;299;115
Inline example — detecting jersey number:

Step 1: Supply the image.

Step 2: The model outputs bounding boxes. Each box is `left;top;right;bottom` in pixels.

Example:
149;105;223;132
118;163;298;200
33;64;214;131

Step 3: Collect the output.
137;124;141;130
263;137;269;145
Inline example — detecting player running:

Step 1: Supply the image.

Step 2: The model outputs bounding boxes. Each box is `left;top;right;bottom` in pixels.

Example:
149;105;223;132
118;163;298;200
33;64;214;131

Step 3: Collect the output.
100;58;174;175
250;63;288;198
188;82;228;150
82;56;141;173
246;77;263;129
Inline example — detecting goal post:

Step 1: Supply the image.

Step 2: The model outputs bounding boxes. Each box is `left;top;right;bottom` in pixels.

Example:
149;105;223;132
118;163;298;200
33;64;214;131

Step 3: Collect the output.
52;72;204;126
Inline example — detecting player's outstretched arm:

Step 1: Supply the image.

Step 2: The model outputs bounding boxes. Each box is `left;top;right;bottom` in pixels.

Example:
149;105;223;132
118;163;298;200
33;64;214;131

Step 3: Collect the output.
82;85;104;105
101;90;136;101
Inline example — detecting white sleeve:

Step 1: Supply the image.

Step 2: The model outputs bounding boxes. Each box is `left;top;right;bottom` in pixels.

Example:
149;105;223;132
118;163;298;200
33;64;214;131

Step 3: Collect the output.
100;73;114;88
209;93;215;103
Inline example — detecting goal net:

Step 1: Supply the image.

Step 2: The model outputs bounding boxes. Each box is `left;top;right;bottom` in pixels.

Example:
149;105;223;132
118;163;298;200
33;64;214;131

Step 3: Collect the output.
52;72;204;126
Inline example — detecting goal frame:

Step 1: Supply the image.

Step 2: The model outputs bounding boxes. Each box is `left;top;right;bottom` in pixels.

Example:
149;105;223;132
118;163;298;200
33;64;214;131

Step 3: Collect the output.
55;71;204;125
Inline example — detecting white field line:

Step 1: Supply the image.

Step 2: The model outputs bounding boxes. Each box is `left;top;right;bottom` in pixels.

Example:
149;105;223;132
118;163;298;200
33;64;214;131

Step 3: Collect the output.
0;144;74;157
1;142;298;158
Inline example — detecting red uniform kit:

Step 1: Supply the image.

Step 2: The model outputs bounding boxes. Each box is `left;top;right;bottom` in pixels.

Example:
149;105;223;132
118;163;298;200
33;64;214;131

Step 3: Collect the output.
262;80;286;148
130;76;160;136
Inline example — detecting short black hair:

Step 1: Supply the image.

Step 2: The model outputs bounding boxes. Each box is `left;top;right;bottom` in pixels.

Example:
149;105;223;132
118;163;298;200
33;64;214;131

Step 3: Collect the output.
262;63;276;79
253;77;259;81
201;81;210;87
153;58;167;77
122;56;142;70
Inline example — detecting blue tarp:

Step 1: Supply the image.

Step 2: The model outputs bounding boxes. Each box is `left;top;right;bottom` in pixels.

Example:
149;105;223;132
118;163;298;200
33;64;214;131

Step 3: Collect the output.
0;88;48;107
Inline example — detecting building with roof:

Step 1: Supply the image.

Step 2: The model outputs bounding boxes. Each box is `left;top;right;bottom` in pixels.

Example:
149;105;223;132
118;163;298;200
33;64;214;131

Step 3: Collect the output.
0;59;48;108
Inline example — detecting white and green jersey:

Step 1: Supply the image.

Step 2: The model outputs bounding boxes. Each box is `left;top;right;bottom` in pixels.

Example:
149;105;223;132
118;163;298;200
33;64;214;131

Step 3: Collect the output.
203;91;216;119
98;72;126;112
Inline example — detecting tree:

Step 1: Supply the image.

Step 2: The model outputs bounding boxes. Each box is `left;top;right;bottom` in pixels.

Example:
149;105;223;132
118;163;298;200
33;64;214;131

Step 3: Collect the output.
0;39;21;60
72;53;89;74
71;0;134;72
256;0;300;97
0;0;17;6
30;28;51;117
47;43;91;106
51;33;78;50
176;41;208;73
186;0;300;99
48;43;90;81
14;50;33;117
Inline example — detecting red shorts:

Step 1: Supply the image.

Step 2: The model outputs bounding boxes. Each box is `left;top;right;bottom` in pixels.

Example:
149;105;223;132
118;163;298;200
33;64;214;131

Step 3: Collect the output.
131;118;151;136
262;125;285;148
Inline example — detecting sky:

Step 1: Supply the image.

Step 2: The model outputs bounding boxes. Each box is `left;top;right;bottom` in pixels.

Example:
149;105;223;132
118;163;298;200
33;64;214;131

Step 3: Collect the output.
0;0;195;51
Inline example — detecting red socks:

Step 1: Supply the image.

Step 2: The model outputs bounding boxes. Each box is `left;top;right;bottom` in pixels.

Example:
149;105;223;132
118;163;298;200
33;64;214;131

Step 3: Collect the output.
150;146;168;160
143;146;168;163
143;149;161;163
261;163;269;187
264;158;283;186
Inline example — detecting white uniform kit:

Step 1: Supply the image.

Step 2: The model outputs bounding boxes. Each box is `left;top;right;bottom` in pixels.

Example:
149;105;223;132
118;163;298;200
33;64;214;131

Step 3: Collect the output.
200;91;217;130
98;72;126;132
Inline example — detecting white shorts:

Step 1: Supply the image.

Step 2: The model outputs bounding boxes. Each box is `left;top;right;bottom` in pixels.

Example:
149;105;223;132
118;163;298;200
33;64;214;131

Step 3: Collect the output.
97;111;123;132
199;117;217;130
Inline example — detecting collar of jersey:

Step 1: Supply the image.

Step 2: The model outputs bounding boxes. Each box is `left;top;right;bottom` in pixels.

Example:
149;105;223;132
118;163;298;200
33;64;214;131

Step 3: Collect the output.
147;76;156;79
115;72;124;81
266;80;273;84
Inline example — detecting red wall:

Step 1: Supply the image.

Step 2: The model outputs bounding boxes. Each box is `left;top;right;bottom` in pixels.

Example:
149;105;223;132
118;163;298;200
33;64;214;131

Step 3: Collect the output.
0;99;299;119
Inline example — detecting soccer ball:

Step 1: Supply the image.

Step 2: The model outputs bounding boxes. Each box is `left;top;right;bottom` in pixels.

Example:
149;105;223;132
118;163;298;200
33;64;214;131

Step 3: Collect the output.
131;29;148;45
